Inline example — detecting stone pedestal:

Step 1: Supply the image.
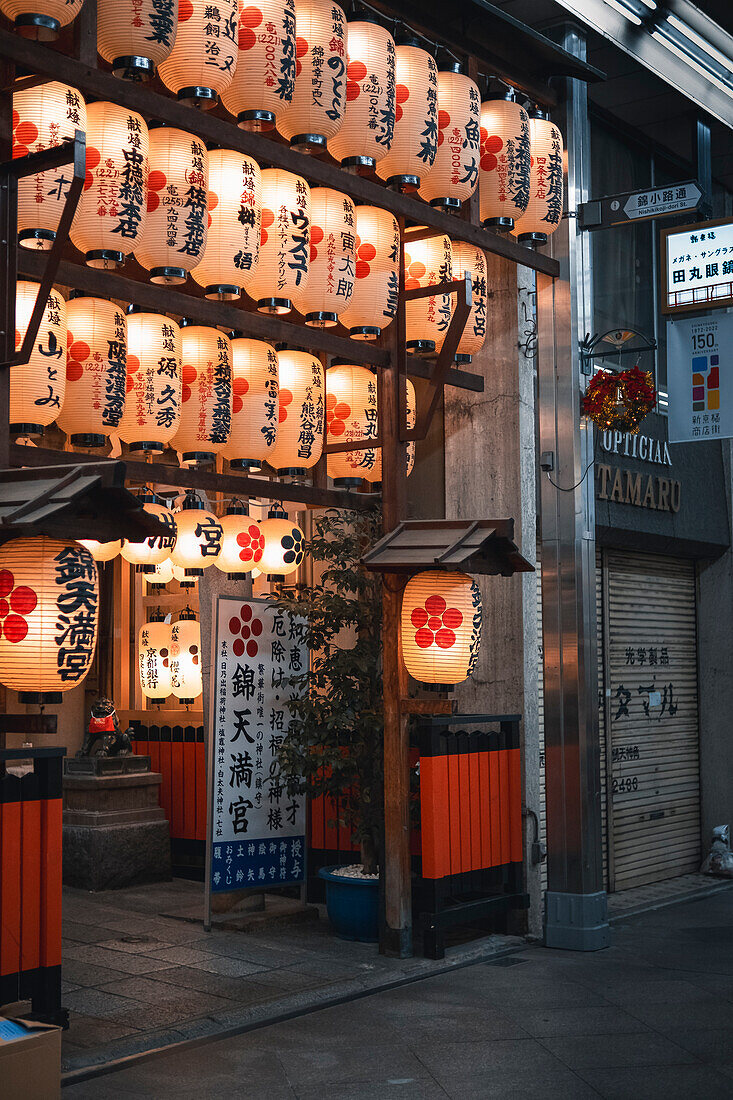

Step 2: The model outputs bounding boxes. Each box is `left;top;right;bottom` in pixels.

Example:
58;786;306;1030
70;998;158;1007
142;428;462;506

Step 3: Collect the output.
63;755;171;891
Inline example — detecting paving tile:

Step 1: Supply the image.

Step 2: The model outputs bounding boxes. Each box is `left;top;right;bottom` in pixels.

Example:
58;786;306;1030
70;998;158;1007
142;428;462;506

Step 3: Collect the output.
61;987;139;1020
660;1026;733;1064
105;994;234;1030
97;975;221;1005
294;1079;448;1099
621;996;733;1031
575;1063;733;1099
62;920;120;944
504;1004;644;1038
150;964;283;1002
62;1013;142;1049
61;958;132;988
413;1037;574;1082
539;1030;697;1070
276;1043;433;1087
62;944;177;974
437;1067;600;1099
599;978;718;1006
95;935;174;954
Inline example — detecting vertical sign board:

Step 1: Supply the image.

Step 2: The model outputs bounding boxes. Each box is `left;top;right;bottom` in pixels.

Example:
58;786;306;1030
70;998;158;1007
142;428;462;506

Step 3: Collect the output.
667;313;733;443
207;596;307;896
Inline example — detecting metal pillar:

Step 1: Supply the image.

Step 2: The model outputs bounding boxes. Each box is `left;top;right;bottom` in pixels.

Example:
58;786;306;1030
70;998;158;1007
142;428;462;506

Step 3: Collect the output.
537;23;609;951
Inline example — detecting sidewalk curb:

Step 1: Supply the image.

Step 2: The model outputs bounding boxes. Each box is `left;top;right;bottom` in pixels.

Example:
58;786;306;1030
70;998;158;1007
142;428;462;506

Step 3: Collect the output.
61;936;524;1087
608;877;733;925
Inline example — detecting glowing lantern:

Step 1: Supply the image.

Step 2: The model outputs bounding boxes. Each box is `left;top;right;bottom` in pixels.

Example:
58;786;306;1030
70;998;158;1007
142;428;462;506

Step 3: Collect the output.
479;93;530;230
169;611;202;701
450;243;487;363
376;40;437;192
327;19;395;171
138;614;172;704
513;112;564;245
220;0;296;130
370;376;416;484
298;187;355;327
259;505;304;578
172;563;196;588
419;63;480;211
191;149;261;301
10;281;66;438
0;0;83;39
71;102;149;270
171;324;232;466
97;0;178;80
135;126;208;285
144;558;175;587
339;205;399;340
78;539;121;562
13;81;86;251
120;494;177;571
216;501;265;577
171;494;223;576
223;337;278;471
267;349;323;474
276;0;346;152
0;538;98;702
57;295;127;447
158;0;238;108
117;308;181;453
404;234;453;354
401;570;481;688
325;362;377;487
246;168;310;314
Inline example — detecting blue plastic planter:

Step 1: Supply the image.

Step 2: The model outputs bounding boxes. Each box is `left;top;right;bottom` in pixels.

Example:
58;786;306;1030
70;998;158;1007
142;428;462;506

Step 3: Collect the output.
318;865;379;943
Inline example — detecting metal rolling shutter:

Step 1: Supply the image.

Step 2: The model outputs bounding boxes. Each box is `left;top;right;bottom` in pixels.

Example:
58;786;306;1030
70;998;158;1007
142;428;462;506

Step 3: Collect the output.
603;550;700;891
538;550;607;893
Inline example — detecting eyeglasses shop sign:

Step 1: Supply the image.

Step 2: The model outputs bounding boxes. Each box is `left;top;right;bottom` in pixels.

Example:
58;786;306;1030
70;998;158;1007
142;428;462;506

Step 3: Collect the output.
596;428;680;513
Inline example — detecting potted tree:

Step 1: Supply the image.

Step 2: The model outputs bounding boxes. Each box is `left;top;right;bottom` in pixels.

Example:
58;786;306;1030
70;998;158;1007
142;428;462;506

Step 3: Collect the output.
275;506;384;942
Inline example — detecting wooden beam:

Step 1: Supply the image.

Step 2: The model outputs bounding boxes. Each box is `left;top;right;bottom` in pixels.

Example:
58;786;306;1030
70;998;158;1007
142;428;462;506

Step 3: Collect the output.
0;31;559;279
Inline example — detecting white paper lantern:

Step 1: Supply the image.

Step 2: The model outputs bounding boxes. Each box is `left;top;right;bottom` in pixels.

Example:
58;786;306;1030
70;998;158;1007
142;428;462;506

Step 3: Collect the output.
216;504;265;576
401;570;482;688
223;337;279;470
376;40;437;192
404;234;453;354
0;0;83;39
513;113;564;245
259;506;304;578
327;18;395;171
158;0;238;107
138;615;172;703
10;281;66;438
245;168;310;314
275;0;346;152
170;496;223;575
117;308;181;453
170;324;232;465
419;64;480;211
191;148;261;300
169;612;202;700
57;295;127;447
325;361;377;487
77;539;121;562
479;93;530;230
266;349;323;474
98;0;178;80
450;242;487;363
338;205;399;340
297;186;355;327
220;0;296;130
120;495;177;571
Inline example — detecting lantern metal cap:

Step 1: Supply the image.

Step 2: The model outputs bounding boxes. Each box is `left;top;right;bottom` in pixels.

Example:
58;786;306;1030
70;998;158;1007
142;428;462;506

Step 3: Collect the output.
18;227;55;250
229;459;262;472
333;477;363;489
305;311;338;328
237;109;275;132
394;30;422;47
228;329;245;339
257;297;292;315
204;284;241;301
71;432;106;448
128;440;165;454
182;451;215;467
386;174;420;193
430;197;462;212
179;317;195;327
10;422;44;438
517;232;548;247
340;156;376;175
178;607;198;621
275;467;307;477
126;303;144;314
226;499;249;516
112;55;154;81
353;12;381;25
439;59;463;75
267;503;287;519
136;487;160;505
486;85;516;101
85;249;125;270
290;133;327;153
482;215;515;231
14;12;59;39
148;608;166;623
177;86;217;109
180;492;206;512
150;266;188;286
19;691;62;704
528;105;550;120
330;356;369;368
454;353;472;365
68;289;89;300
147;119;169;129
349;325;381;341
406;339;436;355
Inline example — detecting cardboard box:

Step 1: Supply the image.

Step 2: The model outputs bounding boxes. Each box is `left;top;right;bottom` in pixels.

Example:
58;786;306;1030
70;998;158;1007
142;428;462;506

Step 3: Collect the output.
0;1016;61;1099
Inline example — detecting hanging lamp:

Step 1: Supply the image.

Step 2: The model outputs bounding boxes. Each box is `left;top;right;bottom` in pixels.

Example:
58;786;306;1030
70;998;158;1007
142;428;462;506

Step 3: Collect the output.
56;294;127;447
220;0;296;130
375;37;437;193
266;349;324;475
418;62;480;212
10;280;66;439
158;0;239;108
170;322;232;466
170;492;223;576
275;0;346;152
479;90;530;230
222;336;279;471
327;17;395;173
338;205;399;340
401;570;482;689
117;307;181;454
191;148;261;301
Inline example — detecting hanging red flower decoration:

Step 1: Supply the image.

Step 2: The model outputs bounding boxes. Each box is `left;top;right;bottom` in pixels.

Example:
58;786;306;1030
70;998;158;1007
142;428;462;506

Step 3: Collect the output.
582;364;656;434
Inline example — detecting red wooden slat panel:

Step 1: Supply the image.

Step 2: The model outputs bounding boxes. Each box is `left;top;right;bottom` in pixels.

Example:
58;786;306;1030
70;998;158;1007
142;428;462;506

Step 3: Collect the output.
182;741;196;840
499;749;510;866
20;798;41;974
447;754;461;876
1;801;22;978
489;751;500;868
419;755;450;879
478;748;491;870
40;798;62;969
457;753;470;874
170;743;184;840
158;739;173;828
195;741;207;840
309;794;325;849
509;747;523;864
468;752;482;874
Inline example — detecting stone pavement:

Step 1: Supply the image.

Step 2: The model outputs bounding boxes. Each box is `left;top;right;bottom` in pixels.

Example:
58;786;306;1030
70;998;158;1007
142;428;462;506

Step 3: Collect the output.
64;885;733;1098
58;879;519;1078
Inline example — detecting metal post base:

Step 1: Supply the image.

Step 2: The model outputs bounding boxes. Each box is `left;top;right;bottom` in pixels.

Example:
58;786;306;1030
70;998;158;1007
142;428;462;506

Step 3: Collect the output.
544;890;610;951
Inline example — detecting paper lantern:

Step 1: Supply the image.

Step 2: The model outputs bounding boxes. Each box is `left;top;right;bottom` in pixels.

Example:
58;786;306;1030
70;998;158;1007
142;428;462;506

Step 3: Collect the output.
404;234;452;354
0;538;98;702
13;81;86;251
419;64;480;211
143;557;175;586
0;0;82;39
78;539;121;562
297;187;355;327
370;376;416;484
10;281;66;438
450;242;487;363
135;126;208;285
245;168;310;314
266;349;323;474
223;337;278;470
376;40;437;192
216;502;265;577
171;495;223;575
97;0;178;80
117;308;181;453
339;205;399;340
169;611;202;701
259;506;304;578
327;19;395;171
158;0;238;107
138;614;172;704
70;102;149;270
172;563;196;587
276;0;346;151
220;0;296;130
56;295;127;447
191;149;261;300
513;112;564;245
325;362;377;487
120;494;177;571
479;93;530;230
170;324;232;466
401;570;481;688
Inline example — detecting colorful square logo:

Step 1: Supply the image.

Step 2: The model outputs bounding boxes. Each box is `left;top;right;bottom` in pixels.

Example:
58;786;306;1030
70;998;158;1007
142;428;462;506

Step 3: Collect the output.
692;354;719;411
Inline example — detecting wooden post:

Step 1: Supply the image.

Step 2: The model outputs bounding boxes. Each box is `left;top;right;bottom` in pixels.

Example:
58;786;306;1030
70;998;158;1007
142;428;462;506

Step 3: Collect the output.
380;217;411;957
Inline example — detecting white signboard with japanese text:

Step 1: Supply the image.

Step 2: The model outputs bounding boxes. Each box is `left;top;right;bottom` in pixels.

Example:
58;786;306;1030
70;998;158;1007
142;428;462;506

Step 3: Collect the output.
662;218;733;314
208;596;307;893
667;313;733;443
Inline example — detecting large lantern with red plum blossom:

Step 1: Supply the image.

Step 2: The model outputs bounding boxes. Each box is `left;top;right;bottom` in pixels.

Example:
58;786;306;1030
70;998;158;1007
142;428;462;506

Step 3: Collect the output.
401;570;482;688
215;501;265;578
479;92;530;230
220;0;296;130
419;63;480;211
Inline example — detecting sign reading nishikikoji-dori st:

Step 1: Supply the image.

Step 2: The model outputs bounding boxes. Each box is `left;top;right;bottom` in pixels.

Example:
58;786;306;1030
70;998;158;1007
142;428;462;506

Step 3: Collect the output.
208;596;307;893
667;313;733;443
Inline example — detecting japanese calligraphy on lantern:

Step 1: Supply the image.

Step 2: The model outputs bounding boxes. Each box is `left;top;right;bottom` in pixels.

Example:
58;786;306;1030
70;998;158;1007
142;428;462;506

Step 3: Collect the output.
667;313;733;442
662;217;733;315
209;596;306;892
